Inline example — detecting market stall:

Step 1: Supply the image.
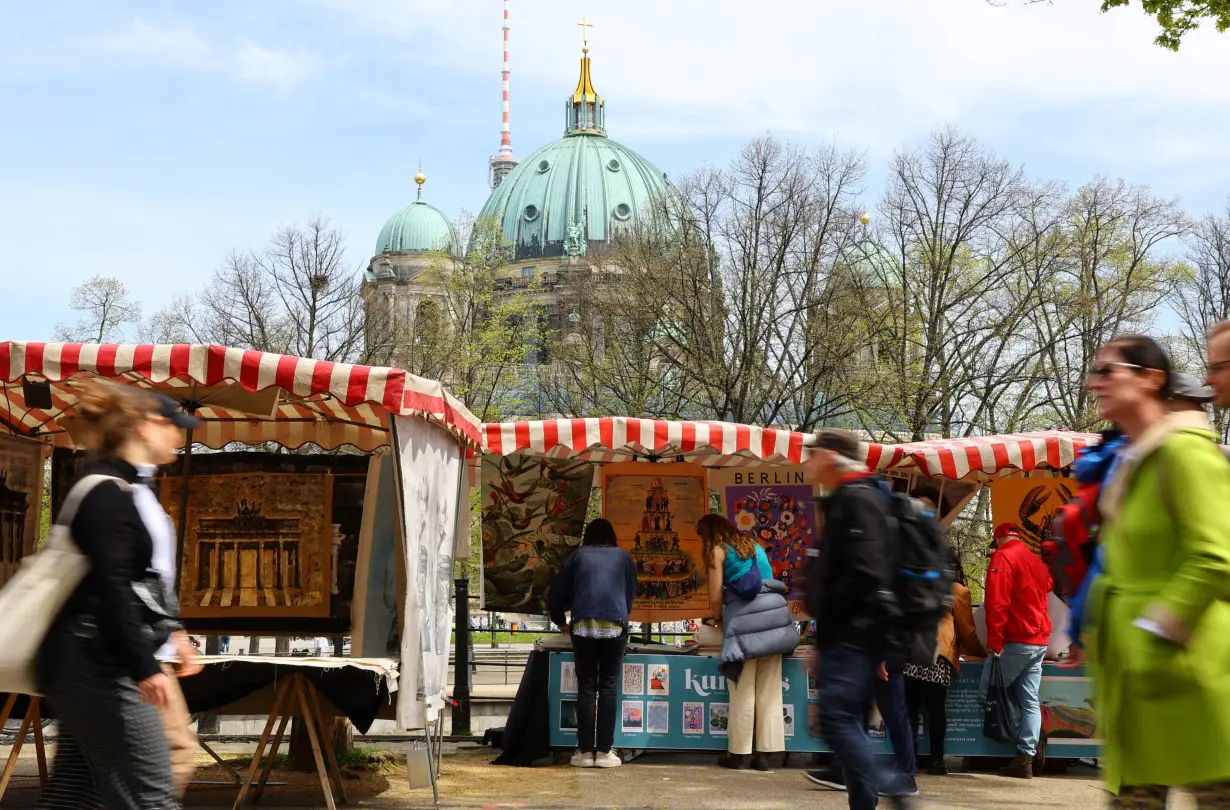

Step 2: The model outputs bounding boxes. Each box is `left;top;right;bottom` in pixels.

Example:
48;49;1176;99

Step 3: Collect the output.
0;341;482;804
480;417;1100;764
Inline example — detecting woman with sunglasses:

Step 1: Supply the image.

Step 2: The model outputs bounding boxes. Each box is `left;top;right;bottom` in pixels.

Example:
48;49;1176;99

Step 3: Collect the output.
1085;335;1230;807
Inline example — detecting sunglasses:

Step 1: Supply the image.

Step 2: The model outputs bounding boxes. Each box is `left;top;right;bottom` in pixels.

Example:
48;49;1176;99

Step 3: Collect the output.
1087;361;1143;378
1207;359;1230;374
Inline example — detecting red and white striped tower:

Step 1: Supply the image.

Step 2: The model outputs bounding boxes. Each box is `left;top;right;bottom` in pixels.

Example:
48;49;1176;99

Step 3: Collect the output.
489;0;519;188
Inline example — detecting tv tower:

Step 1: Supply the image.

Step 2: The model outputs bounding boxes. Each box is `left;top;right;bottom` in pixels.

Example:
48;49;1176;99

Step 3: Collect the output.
489;0;519;188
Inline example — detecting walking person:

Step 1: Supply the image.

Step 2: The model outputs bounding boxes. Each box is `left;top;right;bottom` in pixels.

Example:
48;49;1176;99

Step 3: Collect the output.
548;518;637;769
36;382;202;809
802;429;902;810
1086;334;1230;806
981;521;1053;779
698;514;797;772
902;483;985;777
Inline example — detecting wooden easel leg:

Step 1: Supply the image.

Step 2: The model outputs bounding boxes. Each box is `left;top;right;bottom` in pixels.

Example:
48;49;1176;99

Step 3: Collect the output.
0;706;34;797
291;677;336;810
0;694;17;732
307;681;349;806
31;700;47;787
232;679;292;810
252;703;293;803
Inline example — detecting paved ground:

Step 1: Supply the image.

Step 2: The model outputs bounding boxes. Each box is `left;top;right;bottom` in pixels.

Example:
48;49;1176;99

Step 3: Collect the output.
4;742;1204;809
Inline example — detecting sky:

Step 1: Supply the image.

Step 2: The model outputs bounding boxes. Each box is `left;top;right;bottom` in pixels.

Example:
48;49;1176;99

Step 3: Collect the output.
2;0;1229;343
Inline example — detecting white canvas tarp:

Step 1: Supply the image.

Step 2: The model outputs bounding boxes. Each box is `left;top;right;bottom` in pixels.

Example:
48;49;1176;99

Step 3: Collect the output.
393;415;463;729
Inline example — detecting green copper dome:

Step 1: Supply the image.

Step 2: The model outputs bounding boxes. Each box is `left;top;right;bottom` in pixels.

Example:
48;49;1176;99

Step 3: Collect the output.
375;191;457;256
474;49;673;260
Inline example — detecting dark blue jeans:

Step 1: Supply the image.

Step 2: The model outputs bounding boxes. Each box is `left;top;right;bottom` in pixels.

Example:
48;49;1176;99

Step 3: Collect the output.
873;659;915;781
818;644;880;810
572;634;626;754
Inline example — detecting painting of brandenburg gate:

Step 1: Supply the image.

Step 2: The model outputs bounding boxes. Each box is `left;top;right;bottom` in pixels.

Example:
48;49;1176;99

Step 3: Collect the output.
162;473;332;618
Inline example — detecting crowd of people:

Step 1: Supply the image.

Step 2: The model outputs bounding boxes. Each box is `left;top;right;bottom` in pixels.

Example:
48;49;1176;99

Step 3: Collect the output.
548;325;1230;809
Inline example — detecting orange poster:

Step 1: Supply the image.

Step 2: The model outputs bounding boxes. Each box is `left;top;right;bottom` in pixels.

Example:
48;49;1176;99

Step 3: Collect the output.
601;462;710;622
989;477;1075;555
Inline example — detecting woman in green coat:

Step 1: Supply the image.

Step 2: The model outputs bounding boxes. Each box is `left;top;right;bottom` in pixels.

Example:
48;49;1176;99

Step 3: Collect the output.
1085;335;1230;807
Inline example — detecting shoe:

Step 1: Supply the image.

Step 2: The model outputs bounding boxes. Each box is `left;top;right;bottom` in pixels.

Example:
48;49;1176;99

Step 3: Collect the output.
927;760;950;776
750;754;773;772
570;749;594;768
1000;754;1033;779
717;753;747;770
593;750;622;768
878;776;920;798
804;766;847;790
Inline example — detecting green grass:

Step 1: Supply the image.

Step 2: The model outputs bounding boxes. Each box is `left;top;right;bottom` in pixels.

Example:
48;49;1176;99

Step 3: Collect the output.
450;631;553;645
338;746;405;772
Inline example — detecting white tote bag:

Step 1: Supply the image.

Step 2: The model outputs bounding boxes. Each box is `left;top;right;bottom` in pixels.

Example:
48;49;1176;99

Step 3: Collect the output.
0;474;129;695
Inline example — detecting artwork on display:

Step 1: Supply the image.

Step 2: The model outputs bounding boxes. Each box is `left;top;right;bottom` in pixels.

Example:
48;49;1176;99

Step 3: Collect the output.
161;472;334;619
549;653;1098;757
622;662;645;695
622;701;645;733
990;477;1075;555
0;434;46;587
646;701;670;734
648;664;669;696
481;454;594;614
351;454;403;657
602;462;709;622
560;661;578;694
711;466;819;611
394;414;464;729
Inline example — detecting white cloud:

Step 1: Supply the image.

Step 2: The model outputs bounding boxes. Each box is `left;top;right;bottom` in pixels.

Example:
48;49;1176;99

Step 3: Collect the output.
96;18;320;90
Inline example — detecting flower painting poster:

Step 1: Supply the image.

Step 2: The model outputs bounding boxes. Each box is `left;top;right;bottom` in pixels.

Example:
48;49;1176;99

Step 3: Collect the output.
710;466;819;611
601;462;709;622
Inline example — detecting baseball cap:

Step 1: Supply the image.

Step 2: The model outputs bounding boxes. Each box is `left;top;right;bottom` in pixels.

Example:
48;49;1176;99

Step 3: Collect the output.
1170;371;1214;404
149;392;202;430
992;523;1023;541
802;428;863;460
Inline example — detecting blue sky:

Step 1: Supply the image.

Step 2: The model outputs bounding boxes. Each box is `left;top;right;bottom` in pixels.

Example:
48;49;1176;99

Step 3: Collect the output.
3;0;1229;342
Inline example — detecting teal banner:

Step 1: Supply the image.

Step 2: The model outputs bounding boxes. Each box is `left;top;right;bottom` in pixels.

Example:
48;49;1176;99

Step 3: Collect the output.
546;653;1098;759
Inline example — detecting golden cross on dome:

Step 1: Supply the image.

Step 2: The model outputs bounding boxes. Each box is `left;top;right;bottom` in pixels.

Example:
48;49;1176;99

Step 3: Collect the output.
577;14;593;51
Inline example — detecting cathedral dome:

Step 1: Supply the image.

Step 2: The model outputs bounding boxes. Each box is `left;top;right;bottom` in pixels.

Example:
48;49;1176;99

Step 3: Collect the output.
375;173;457;256
474;46;674;260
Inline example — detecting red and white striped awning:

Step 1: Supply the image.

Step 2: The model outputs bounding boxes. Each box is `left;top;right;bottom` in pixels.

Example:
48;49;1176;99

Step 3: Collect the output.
481;418;1099;480
1;342;481;452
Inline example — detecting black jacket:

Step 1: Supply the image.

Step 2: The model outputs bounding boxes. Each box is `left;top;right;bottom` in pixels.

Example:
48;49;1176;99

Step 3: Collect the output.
45;458;180;684
806;475;893;652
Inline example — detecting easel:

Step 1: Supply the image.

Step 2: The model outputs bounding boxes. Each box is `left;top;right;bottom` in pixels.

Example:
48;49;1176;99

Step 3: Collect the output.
233;675;349;810
0;694;48;800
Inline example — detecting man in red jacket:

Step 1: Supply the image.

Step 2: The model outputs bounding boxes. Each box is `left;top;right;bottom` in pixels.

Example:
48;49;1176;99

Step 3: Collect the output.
981;523;1052;779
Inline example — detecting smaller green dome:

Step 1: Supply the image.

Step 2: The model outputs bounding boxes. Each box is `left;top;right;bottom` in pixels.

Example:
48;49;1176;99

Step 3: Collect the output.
375;199;457;256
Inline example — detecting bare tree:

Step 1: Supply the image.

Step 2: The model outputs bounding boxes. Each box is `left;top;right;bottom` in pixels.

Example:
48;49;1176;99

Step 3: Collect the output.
860;126;1040;441
55;275;142;343
1174;199;1230;437
148;215;393;365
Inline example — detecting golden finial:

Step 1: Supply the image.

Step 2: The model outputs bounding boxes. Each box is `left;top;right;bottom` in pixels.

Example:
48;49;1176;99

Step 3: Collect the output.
415;164;426;200
859;212;871;226
577;14;593;53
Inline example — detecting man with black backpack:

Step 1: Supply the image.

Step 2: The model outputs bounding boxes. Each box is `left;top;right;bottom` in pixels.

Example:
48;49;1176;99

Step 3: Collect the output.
802;429;938;810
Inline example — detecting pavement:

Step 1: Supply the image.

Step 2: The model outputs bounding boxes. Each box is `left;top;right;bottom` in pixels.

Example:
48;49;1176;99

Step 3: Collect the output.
0;742;1205;809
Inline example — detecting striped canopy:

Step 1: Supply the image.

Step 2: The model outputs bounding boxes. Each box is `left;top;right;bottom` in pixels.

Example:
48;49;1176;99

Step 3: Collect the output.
482;417;1099;481
1;342;481;452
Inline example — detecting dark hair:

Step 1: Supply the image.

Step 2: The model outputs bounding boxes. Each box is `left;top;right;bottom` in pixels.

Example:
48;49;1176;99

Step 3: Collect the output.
582;518;618;547
911;479;947;515
1106;334;1173;399
72;380;160;457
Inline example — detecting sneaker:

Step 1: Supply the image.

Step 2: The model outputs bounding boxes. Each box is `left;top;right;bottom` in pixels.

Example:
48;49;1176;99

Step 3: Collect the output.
878;776;920;798
804;766;847;790
593;750;622;768
569;750;594;768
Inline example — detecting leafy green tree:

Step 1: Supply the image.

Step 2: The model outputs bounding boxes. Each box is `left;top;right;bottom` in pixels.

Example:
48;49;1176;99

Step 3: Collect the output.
1102;0;1230;50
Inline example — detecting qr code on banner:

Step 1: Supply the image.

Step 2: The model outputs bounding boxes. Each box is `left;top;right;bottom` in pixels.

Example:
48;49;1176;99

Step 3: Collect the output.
561;661;578;694
622;663;645;695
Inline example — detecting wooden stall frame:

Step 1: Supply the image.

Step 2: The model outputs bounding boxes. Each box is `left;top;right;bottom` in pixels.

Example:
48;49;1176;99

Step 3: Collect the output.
0;695;48;800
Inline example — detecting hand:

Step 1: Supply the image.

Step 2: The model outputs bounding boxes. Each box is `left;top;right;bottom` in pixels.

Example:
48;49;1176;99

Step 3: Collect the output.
1058;643;1085;670
990;648;1003;657
173;632;204;678
138;672;174;708
876;661;889;682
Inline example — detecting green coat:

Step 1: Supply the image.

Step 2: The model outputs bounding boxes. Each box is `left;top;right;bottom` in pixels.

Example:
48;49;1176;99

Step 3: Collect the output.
1088;416;1230;793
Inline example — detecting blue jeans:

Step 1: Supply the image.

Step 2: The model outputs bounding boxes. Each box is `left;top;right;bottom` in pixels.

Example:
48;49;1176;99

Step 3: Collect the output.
873;659;915;782
818;644;880;810
980;642;1046;756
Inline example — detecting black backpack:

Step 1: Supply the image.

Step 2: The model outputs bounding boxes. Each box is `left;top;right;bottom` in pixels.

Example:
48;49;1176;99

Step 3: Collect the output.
877;484;955;667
